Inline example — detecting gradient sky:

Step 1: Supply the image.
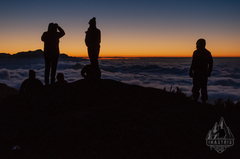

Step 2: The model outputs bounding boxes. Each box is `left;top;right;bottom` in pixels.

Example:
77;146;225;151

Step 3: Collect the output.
0;0;240;57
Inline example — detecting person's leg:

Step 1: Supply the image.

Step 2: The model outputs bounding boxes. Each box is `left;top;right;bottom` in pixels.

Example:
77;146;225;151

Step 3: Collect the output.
88;47;99;67
201;77;208;103
51;54;59;84
44;56;50;85
192;77;201;101
87;47;93;64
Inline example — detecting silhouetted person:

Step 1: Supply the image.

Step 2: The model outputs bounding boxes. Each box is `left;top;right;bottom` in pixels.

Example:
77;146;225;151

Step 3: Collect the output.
20;70;43;93
56;73;68;85
81;64;101;81
189;39;213;104
85;17;101;67
41;23;65;85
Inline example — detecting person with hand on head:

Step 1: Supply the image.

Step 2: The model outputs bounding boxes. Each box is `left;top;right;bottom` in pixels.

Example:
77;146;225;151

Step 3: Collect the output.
41;23;65;85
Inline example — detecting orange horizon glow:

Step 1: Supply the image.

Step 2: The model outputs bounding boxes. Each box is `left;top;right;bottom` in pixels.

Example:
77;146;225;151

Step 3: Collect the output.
1;23;240;58
1;24;240;58
1;33;239;58
3;42;239;57
4;50;240;58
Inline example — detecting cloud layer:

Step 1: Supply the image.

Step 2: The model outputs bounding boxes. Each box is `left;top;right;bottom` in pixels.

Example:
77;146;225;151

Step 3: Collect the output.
1;57;240;104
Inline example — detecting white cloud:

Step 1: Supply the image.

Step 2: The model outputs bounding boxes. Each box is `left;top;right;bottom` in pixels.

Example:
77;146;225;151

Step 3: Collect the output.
0;69;10;79
0;57;240;104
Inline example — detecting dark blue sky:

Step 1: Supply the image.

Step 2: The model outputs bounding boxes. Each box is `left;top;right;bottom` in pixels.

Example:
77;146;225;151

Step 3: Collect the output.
1;0;240;56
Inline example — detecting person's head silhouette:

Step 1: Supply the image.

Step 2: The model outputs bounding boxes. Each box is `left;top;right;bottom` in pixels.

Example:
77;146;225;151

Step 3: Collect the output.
29;70;36;79
196;38;206;50
56;73;64;82
48;23;58;33
89;17;96;27
55;72;68;85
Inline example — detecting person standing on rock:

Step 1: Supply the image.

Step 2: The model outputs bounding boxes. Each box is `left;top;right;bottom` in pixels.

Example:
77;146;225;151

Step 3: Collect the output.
41;23;65;85
189;38;213;104
85;17;101;67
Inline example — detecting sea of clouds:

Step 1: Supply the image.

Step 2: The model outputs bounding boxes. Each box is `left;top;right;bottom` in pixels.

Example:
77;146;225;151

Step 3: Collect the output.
0;57;240;104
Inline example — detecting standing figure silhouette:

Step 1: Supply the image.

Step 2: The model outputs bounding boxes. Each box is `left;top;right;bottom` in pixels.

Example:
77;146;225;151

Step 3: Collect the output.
41;23;65;85
85;17;101;67
189;39;213;104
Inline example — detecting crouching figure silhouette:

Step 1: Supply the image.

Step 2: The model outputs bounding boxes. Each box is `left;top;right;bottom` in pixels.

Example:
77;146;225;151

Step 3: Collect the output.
20;70;43;93
56;73;68;85
81;64;101;81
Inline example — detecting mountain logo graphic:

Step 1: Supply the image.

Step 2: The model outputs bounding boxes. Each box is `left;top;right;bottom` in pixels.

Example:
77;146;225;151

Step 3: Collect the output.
206;117;234;154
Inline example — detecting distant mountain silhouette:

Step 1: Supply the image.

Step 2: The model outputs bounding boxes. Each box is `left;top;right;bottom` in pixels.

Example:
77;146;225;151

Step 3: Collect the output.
0;50;83;60
0;53;11;58
0;79;238;158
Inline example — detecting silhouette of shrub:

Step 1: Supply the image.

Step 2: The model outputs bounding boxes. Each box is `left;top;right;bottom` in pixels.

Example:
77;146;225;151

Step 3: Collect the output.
234;101;240;107
163;86;186;97
215;98;225;108
176;87;187;97
214;98;240;109
225;98;234;108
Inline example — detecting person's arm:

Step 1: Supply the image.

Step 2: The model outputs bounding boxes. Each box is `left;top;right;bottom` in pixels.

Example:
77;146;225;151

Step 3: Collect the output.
20;81;26;92
85;31;89;46
56;24;65;38
189;63;194;77
98;29;101;44
208;53;213;77
41;32;46;42
81;66;87;78
189;52;195;77
38;80;44;86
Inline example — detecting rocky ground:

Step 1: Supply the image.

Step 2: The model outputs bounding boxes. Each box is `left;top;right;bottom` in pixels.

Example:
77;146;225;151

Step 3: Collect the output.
0;79;239;158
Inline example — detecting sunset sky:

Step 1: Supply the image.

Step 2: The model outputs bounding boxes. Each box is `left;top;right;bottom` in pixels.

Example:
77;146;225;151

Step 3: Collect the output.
0;0;240;57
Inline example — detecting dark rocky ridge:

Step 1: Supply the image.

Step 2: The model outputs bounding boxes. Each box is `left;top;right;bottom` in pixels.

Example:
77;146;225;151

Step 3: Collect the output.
0;79;239;158
0;83;18;100
0;49;83;61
